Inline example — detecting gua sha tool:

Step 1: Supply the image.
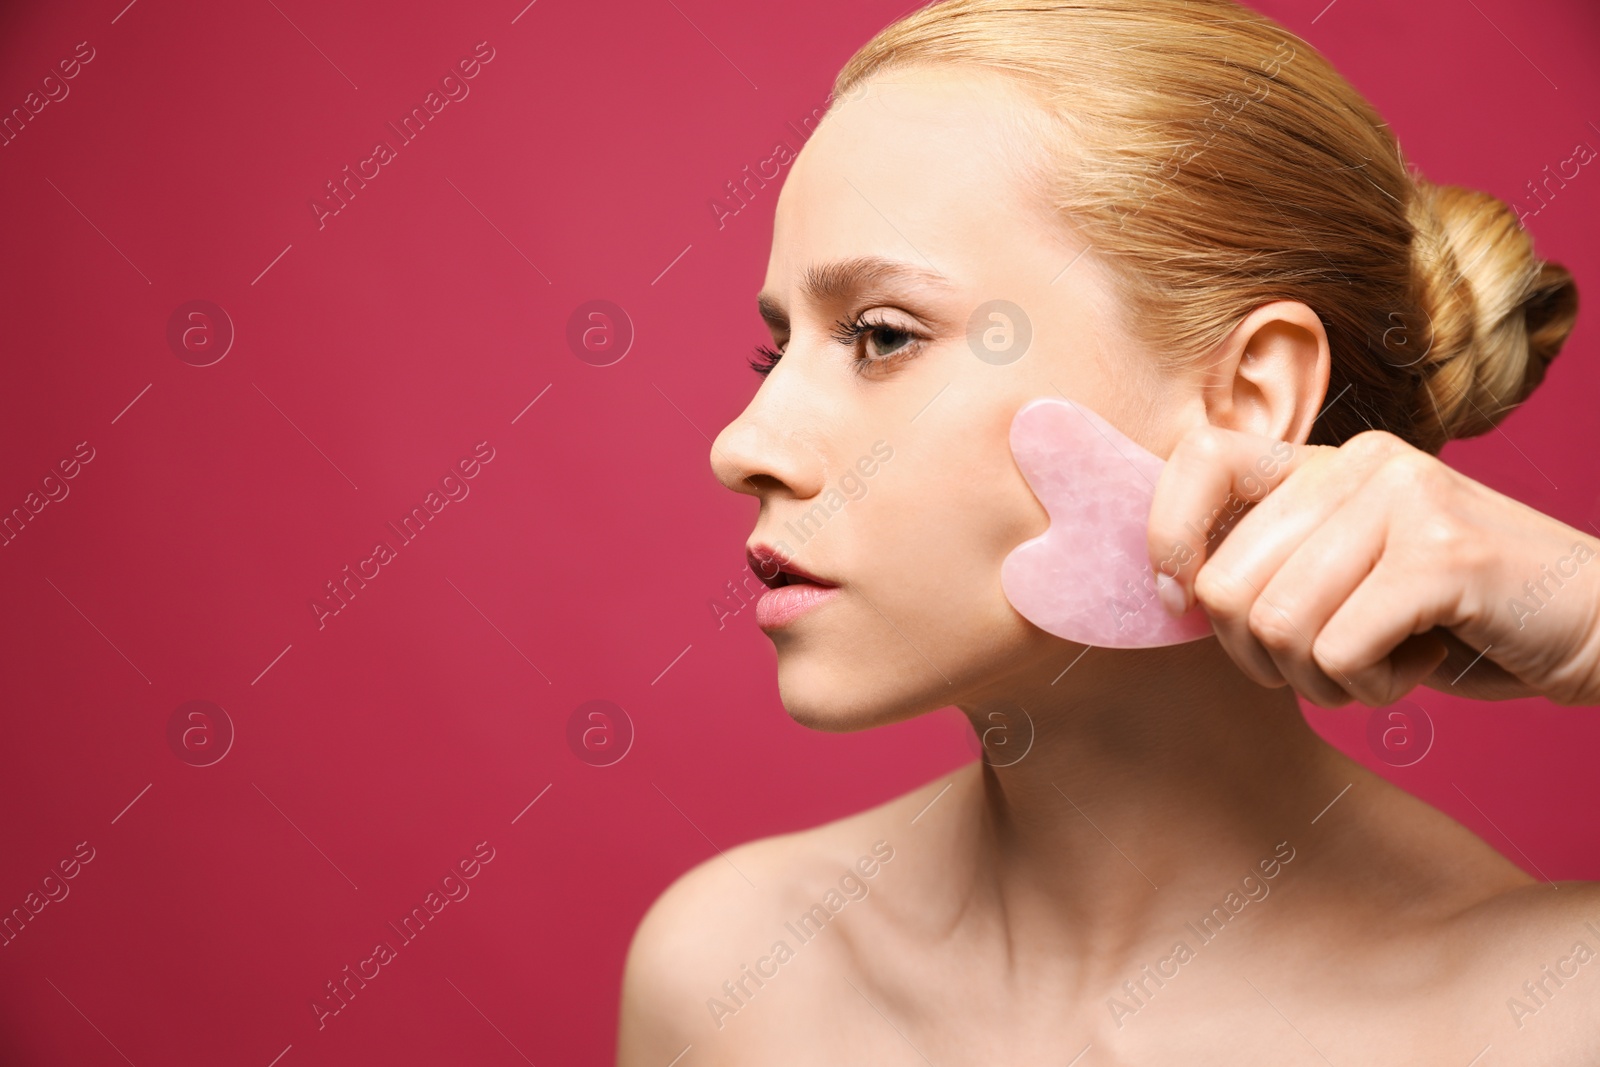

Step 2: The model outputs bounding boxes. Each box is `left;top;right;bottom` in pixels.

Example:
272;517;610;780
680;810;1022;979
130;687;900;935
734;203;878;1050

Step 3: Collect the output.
1002;396;1214;649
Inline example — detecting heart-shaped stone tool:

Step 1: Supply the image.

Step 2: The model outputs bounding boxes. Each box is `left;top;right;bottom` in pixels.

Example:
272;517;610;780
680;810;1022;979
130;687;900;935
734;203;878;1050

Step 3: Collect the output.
1001;396;1213;649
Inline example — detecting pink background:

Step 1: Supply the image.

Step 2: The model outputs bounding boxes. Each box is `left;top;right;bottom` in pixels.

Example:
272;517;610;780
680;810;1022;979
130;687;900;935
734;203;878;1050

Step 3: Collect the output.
1;0;1596;1063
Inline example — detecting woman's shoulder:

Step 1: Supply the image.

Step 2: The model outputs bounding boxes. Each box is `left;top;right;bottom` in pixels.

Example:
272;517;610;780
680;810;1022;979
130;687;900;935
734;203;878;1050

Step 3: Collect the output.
1439;878;1600;1045
615;764;970;1062
622;763;962;967
1350;870;1600;1061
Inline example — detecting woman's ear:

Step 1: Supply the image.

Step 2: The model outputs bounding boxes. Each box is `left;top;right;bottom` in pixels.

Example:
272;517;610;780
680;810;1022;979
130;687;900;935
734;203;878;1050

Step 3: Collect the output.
1199;301;1331;445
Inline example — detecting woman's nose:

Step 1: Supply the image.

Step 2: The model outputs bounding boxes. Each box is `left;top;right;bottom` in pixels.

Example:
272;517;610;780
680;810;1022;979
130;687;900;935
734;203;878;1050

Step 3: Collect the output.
710;383;824;501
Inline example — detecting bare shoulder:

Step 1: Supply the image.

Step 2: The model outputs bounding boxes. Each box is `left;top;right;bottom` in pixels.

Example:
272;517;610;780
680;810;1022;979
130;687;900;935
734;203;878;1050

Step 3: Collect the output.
615;765;968;1065
1317;753;1600;1060
1437;878;1600;1061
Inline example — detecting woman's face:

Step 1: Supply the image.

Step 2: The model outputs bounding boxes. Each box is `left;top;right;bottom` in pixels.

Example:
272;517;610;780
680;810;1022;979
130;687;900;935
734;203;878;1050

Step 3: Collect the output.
711;64;1193;729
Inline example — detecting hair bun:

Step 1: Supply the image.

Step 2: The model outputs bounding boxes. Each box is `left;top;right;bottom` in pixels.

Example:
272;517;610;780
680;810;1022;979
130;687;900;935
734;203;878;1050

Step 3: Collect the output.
1406;179;1579;449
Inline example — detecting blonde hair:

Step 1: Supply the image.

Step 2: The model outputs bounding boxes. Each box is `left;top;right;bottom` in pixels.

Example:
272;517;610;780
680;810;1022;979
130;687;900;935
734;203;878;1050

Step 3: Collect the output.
833;0;1579;452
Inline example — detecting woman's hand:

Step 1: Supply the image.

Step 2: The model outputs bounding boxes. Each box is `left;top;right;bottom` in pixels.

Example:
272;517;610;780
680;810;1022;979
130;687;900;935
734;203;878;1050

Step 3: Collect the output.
1146;426;1600;707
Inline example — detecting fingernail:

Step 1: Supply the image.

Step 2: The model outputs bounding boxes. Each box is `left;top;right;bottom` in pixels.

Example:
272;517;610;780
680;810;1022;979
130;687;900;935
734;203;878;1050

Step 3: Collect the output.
1156;572;1187;617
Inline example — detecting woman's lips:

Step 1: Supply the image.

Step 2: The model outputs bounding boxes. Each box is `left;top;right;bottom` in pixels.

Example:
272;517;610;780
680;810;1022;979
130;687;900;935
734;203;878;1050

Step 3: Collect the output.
746;543;840;629
755;580;840;630
746;544;835;589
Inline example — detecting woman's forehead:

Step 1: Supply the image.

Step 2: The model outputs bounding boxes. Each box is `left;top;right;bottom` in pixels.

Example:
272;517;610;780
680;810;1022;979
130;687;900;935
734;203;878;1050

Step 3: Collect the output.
765;69;1067;300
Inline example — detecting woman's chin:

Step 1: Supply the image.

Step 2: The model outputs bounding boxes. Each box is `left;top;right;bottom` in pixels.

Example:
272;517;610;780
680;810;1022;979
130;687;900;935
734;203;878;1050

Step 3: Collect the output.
774;658;945;733
776;682;882;733
781;701;874;733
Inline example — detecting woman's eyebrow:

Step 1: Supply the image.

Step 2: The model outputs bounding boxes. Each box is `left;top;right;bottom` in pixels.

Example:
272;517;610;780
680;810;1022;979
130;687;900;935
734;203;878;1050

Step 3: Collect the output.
757;255;955;325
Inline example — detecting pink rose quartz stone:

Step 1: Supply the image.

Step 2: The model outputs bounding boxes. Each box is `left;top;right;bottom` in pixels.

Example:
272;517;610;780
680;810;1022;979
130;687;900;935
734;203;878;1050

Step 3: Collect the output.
1002;396;1214;649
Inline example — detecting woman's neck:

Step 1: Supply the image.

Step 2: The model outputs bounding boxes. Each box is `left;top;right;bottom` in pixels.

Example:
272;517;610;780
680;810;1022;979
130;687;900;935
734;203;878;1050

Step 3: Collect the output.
952;639;1351;972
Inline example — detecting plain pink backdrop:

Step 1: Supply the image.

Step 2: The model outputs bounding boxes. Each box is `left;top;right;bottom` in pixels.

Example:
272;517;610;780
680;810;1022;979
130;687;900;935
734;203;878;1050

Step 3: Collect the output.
0;0;1596;1063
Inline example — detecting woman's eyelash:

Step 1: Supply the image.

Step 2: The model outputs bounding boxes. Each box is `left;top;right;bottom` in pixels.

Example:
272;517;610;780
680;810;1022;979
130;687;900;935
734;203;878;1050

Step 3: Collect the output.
832;316;922;375
749;344;784;375
748;315;924;377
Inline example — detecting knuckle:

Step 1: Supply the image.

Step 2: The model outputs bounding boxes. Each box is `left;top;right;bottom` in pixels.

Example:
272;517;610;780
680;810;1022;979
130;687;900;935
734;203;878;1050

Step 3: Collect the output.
1247;598;1303;653
1310;638;1350;679
1345;429;1407;462
1193;566;1253;621
1373;448;1442;499
1413;514;1467;560
1312;646;1369;700
1183;425;1231;466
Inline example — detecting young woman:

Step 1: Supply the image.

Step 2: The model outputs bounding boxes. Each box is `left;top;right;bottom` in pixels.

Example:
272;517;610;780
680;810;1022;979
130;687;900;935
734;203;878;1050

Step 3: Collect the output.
618;1;1596;1062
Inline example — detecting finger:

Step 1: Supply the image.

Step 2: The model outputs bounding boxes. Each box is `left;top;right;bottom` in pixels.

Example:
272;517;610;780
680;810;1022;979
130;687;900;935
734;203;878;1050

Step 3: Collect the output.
1312;549;1466;704
1379;633;1453;705
1243;489;1388;702
1146;426;1322;613
1423;630;1530;700
1188;564;1286;688
1327;621;1451;708
1196;453;1391;690
1202;431;1402;602
1247;583;1355;706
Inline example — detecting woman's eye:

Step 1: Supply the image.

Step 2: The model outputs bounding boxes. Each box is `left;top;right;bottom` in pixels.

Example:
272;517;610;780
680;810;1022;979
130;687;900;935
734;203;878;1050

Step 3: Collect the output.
831;315;923;373
866;326;913;359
